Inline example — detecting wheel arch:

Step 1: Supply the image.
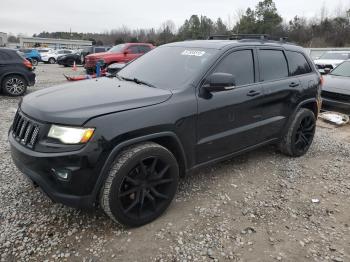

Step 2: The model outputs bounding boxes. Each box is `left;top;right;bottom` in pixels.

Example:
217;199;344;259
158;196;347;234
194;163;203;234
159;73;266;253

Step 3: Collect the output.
297;99;319;118
92;132;187;204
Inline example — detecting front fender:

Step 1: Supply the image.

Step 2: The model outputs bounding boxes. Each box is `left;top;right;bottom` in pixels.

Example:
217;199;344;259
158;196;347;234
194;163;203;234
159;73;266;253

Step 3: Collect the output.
90;131;187;202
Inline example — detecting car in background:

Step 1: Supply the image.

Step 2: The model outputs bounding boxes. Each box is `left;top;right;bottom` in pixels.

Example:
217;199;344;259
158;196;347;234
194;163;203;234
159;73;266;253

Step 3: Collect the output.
41;49;74;64
37;48;53;54
19;49;41;66
84;43;154;73
314;51;350;74
57;51;82;67
81;46;110;63
0;48;36;96
322;60;350;114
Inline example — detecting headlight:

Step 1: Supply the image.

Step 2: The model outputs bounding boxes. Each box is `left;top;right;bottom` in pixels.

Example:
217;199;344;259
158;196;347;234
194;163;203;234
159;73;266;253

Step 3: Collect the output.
48;125;95;144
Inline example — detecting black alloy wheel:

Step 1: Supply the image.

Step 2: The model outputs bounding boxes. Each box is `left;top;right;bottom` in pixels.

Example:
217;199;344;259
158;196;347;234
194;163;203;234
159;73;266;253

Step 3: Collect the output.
101;142;179;227
119;156;174;219
293;115;315;153
280;108;316;157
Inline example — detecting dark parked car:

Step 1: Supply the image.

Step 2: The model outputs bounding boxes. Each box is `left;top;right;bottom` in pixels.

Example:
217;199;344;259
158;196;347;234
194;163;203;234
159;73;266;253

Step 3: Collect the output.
0;48;36;96
57;52;82;67
321;61;350;114
9;36;321;227
81;46;110;63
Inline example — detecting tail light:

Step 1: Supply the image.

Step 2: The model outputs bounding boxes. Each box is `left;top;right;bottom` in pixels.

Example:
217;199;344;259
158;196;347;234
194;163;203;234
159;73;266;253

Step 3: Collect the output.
23;59;33;70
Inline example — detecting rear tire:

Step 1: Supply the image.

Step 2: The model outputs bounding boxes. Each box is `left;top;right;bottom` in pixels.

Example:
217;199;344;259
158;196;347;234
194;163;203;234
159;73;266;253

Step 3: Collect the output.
1;75;27;96
31;58;38;66
48;57;56;64
279;108;316;157
100;142;179;227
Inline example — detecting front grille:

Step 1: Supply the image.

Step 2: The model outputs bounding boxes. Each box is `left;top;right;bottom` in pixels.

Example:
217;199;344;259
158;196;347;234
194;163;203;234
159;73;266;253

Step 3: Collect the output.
322;91;350;103
12;110;41;149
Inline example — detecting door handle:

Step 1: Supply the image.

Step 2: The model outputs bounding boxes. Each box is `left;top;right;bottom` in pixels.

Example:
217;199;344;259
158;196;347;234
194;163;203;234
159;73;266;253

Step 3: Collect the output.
247;90;261;97
289;82;300;87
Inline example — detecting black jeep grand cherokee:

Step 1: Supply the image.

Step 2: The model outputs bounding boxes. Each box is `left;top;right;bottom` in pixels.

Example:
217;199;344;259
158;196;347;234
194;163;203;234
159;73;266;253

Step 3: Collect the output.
9;37;322;227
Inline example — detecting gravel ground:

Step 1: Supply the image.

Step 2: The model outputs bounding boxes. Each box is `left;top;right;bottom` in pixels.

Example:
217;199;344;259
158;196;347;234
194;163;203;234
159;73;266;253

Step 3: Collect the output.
0;64;349;262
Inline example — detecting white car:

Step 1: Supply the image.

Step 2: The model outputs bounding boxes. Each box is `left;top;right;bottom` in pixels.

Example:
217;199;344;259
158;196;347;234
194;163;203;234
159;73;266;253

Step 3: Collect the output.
41;49;74;64
314;51;350;74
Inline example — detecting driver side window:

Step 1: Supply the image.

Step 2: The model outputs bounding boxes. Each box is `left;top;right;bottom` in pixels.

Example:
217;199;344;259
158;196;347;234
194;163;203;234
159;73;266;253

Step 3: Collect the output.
127;46;140;54
214;50;255;86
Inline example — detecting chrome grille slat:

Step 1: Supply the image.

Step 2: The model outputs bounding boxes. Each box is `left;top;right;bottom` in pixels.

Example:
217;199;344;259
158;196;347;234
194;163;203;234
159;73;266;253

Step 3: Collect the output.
12;111;41;149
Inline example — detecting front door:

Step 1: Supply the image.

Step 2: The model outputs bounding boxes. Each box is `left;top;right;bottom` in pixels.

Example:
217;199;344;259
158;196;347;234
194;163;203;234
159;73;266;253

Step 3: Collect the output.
196;48;266;164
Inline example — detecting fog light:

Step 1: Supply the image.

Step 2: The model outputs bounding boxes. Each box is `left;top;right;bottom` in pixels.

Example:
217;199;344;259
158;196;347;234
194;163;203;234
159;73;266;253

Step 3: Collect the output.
52;168;71;181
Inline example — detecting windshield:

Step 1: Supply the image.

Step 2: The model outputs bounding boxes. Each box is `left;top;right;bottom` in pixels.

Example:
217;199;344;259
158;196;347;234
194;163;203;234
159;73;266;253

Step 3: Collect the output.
320;52;350;60
330;61;350;77
118;46;218;89
108;44;126;53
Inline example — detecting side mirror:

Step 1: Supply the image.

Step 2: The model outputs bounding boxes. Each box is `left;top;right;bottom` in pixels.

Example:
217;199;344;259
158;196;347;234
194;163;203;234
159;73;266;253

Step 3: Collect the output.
324;68;332;74
123;50;129;55
203;73;236;92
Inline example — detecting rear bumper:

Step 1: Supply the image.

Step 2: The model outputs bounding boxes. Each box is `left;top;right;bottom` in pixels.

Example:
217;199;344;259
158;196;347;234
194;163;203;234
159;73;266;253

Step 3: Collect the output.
27;72;36;86
322;97;350;115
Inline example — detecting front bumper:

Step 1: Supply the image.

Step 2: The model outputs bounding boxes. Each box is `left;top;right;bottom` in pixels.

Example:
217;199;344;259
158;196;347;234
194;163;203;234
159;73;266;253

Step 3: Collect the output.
9;132;106;209
322;97;350;115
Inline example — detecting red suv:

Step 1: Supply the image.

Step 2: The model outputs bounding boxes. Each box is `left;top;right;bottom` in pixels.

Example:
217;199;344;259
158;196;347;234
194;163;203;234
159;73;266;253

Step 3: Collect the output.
84;43;154;72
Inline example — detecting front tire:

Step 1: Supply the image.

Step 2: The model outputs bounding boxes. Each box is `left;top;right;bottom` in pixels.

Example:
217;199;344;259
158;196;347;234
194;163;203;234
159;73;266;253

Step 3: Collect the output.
1;75;27;96
279;108;316;157
100;142;179;227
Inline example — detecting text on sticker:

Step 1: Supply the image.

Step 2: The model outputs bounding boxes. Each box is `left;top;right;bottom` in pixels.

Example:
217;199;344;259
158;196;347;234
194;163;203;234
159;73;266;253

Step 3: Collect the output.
181;50;206;57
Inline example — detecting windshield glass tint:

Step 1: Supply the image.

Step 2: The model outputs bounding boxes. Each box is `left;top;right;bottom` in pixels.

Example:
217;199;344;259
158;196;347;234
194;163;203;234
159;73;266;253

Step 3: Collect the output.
108;44;126;53
330;62;350;77
118;46;217;89
320;52;350;60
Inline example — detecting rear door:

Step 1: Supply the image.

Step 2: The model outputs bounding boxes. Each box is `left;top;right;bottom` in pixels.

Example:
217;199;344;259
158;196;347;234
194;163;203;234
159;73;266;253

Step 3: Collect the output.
257;48;301;140
285;50;318;101
196;48;266;163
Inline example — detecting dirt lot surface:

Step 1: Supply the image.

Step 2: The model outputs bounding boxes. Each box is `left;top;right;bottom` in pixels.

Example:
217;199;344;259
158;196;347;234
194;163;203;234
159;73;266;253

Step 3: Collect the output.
0;64;349;262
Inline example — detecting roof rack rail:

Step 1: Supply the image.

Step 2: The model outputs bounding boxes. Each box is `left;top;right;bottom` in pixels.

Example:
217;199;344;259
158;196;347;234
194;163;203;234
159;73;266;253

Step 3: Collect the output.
208;34;289;42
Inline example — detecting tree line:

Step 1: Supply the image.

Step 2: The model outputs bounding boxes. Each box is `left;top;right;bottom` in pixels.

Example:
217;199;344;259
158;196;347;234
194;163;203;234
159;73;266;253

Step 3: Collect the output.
11;0;350;47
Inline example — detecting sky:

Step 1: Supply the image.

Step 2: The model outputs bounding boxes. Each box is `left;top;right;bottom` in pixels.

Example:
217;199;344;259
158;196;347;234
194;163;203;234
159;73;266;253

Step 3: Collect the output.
0;0;349;36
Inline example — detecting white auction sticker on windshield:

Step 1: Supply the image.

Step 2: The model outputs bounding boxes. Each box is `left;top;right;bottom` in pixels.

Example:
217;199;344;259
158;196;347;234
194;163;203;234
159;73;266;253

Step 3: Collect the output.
181;50;206;57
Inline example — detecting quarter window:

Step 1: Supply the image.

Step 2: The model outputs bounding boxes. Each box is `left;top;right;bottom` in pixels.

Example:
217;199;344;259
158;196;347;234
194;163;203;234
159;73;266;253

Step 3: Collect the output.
286;51;312;76
214;50;255;86
259;50;288;81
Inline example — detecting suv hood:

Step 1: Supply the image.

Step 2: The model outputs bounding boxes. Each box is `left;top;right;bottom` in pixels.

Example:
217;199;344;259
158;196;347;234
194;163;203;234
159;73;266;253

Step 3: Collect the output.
21;77;172;125
322;74;350;95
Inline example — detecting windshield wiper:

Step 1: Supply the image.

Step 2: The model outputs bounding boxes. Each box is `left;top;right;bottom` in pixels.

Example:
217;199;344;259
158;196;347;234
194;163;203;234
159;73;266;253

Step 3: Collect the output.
120;76;156;88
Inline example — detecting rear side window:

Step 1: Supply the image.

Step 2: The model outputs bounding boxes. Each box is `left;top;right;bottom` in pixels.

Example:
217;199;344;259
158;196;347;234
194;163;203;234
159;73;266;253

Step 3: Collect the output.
138;45;151;53
259;50;288;81
127;46;140;54
95;47;106;53
286;51;312;76
214;50;255;86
